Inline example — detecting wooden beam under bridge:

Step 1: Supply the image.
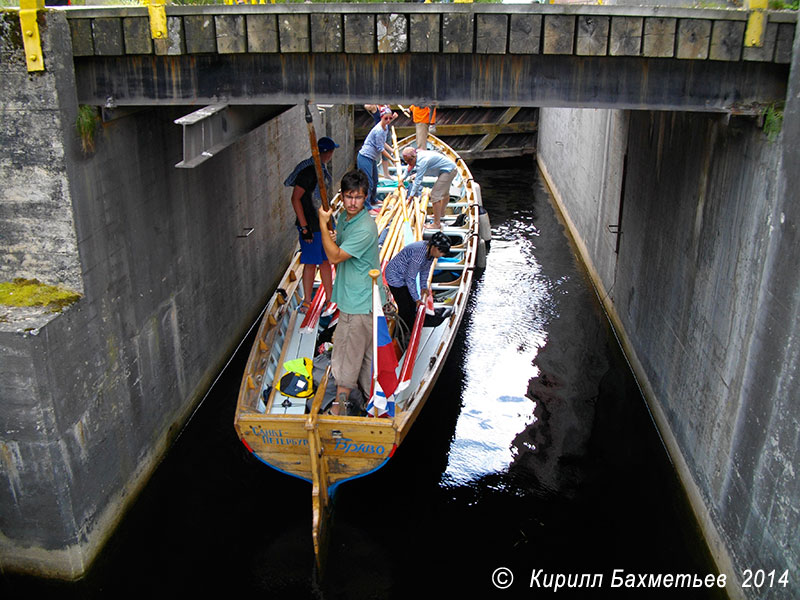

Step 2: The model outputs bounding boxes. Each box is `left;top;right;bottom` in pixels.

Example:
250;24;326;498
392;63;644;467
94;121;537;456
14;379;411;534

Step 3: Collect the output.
355;119;537;139
356;106;538;161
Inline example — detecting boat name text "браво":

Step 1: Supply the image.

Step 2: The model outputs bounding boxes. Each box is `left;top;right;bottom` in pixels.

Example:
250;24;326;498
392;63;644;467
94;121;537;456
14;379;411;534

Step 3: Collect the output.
333;439;386;455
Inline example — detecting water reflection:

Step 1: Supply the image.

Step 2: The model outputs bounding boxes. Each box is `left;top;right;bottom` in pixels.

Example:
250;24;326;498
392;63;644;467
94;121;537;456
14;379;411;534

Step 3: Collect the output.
443;172;562;488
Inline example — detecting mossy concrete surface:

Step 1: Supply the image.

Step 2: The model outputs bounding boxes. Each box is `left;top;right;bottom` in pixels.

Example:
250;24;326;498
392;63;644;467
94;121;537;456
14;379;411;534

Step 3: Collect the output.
0;278;82;311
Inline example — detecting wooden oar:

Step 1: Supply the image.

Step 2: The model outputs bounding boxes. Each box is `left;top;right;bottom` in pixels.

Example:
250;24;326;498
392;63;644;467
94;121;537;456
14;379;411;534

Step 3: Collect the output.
379;210;404;264
304;100;333;232
416;190;429;239
376;192;401;233
391;125;405;189
391;127;410;224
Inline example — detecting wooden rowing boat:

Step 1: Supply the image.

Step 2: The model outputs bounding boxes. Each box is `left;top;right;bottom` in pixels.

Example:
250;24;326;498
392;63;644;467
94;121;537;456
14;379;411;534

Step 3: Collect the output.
233;133;485;572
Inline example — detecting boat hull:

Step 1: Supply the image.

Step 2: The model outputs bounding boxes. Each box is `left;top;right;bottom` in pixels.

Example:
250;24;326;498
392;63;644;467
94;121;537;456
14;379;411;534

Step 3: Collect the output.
234;133;482;571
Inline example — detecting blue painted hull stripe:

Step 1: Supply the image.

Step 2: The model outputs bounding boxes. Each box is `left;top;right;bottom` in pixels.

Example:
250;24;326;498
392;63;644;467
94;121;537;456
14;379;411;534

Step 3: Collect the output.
250;452;311;483
329;454;393;498
251;451;394;498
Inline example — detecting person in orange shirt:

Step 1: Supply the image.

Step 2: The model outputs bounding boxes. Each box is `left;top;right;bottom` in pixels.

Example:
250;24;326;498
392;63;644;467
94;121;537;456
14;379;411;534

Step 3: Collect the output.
404;105;436;150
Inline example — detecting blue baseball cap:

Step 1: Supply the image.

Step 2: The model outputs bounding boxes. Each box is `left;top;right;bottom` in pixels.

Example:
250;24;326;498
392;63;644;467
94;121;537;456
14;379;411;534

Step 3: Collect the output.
318;137;339;152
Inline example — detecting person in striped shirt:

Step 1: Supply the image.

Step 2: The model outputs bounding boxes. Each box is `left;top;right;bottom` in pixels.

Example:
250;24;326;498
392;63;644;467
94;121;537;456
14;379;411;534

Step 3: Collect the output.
385;232;451;334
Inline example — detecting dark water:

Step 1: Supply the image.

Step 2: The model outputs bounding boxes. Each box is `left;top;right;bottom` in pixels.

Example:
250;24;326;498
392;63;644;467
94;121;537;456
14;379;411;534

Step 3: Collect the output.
2;158;725;599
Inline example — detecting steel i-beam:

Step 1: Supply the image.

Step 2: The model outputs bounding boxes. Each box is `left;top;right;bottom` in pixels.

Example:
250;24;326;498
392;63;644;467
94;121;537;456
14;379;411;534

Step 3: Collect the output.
173;104;285;169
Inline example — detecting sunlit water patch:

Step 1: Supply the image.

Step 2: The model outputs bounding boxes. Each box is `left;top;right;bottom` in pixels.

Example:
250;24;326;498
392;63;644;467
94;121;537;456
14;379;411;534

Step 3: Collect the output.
442;171;560;486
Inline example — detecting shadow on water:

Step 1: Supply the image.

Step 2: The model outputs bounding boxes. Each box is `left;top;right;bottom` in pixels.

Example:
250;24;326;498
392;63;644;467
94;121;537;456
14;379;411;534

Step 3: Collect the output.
2;157;725;599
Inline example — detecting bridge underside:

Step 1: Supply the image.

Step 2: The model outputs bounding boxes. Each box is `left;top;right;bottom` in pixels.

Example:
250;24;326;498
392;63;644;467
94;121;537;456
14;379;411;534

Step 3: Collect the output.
74;53;789;114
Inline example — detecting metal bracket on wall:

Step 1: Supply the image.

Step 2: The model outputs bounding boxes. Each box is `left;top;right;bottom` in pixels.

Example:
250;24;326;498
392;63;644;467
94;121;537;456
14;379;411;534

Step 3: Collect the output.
142;0;167;40
19;0;44;73
745;0;767;48
173;104;289;168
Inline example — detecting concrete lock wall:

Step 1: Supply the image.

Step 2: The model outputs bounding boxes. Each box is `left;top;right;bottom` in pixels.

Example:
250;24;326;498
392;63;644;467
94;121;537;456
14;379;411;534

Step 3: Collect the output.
0;12;353;578
537;36;800;600
1;12;82;292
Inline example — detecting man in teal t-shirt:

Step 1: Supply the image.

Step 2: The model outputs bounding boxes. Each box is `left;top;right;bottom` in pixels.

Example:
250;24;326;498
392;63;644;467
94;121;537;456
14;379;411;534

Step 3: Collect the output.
318;169;383;415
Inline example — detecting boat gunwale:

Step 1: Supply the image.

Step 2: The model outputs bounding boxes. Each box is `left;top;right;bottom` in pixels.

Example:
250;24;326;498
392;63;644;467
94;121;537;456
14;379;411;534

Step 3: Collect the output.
236;133;479;426
233;132;483;574
235;132;480;461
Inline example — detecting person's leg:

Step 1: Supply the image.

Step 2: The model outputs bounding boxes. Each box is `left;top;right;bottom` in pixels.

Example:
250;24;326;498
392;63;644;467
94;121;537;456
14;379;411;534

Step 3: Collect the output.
369;161;379;209
390;284;416;335
331;313;355;415
429;171;457;228
298;230;315;311
415;122;428;150
330;313;371;416
357;153;376;209
302;264;316;307
356;313;374;411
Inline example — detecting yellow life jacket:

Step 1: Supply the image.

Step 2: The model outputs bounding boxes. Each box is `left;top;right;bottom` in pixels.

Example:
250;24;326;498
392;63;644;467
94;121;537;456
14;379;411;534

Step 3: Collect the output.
277;357;314;399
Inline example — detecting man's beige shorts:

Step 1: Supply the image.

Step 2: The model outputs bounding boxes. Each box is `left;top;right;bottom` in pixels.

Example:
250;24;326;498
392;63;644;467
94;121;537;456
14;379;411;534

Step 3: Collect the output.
331;312;373;393
430;169;457;204
415;122;429;150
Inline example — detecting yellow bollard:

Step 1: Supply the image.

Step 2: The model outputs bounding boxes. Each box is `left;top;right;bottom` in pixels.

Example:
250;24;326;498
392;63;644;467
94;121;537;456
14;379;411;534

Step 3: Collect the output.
745;0;768;48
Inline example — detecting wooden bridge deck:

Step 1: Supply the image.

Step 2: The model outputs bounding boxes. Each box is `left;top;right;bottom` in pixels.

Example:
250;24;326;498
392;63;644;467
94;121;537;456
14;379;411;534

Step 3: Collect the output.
16;4;795;110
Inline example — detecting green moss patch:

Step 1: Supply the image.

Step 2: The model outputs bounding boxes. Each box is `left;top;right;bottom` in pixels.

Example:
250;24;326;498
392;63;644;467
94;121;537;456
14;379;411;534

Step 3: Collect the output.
0;278;81;312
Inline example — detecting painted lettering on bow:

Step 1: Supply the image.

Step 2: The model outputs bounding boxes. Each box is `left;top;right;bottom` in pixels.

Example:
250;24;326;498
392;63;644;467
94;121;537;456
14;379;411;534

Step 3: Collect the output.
332;438;386;456
250;426;308;447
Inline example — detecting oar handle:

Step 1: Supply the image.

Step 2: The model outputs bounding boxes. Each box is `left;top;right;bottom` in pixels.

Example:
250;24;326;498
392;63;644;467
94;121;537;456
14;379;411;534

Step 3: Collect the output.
426;257;438;292
391;127;409;223
304;100;330;213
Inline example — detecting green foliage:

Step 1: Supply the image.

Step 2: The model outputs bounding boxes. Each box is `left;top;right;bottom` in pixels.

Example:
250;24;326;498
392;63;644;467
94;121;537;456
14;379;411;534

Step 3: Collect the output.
762;103;784;142
768;0;799;9
171;0;494;4
0;278;81;312
171;0;223;5
692;0;731;8
76;104;100;154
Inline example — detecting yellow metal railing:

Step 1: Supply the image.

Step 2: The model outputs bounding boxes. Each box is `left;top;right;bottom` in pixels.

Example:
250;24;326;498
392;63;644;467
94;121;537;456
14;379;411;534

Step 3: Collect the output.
140;0;167;39
19;0;44;72
745;0;768;48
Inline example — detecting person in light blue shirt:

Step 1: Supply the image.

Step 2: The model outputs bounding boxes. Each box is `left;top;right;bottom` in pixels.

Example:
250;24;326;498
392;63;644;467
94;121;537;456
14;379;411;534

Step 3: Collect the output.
402;147;457;230
364;104;393;179
357;105;396;210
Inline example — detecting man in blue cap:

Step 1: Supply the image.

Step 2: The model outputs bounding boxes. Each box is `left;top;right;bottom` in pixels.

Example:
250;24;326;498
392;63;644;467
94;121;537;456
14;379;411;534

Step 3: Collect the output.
284;136;339;314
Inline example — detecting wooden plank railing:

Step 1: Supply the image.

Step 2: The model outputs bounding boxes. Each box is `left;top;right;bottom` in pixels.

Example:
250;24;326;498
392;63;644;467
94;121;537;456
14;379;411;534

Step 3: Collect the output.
63;4;796;65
